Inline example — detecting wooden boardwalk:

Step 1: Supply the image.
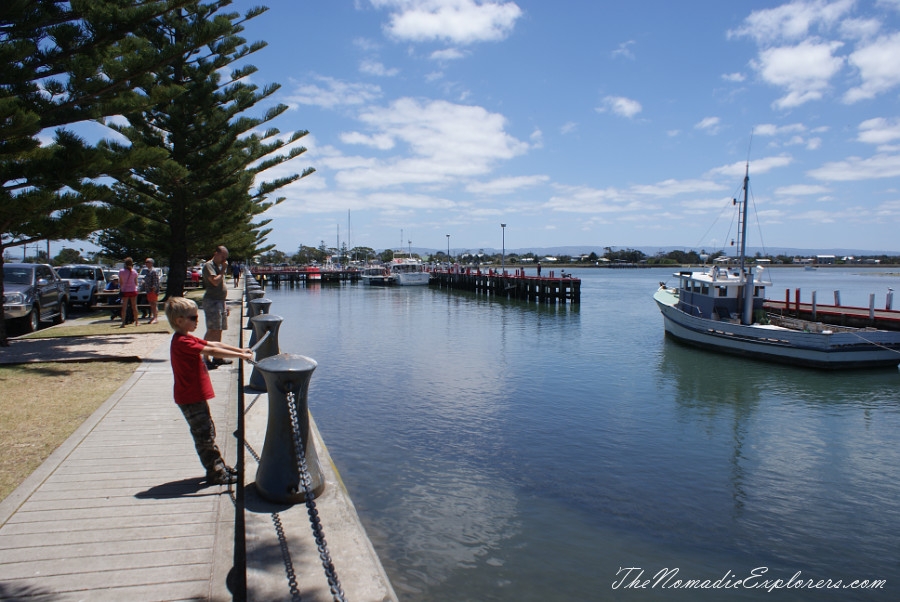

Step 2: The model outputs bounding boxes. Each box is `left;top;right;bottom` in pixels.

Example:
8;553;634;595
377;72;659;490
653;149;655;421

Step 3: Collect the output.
0;287;397;602
0;336;237;601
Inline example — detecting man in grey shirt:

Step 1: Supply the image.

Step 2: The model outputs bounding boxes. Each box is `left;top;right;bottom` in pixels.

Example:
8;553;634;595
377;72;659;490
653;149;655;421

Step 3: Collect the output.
202;245;230;369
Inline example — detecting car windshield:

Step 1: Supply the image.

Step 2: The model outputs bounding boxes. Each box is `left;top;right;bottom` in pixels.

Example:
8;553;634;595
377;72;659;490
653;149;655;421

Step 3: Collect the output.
57;267;95;279
3;267;34;285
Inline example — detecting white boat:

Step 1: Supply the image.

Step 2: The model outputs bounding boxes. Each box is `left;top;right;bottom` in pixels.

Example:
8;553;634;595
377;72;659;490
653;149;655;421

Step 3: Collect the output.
389;255;430;286
654;165;900;370
361;265;395;286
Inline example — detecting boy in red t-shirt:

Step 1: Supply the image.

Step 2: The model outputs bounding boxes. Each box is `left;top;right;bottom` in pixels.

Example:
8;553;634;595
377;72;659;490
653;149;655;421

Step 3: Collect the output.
165;297;252;485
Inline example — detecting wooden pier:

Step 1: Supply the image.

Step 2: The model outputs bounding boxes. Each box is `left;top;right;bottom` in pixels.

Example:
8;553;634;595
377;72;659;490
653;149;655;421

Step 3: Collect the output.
764;287;900;331
249;266;360;287
430;268;580;304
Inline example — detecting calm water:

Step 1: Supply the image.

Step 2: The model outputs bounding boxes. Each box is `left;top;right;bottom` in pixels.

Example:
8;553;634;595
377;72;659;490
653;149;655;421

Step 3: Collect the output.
263;267;900;601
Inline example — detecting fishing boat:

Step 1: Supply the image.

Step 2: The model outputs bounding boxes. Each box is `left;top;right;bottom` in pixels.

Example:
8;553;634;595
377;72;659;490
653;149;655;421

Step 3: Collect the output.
361;265;395;286
390;254;430;286
654;164;900;369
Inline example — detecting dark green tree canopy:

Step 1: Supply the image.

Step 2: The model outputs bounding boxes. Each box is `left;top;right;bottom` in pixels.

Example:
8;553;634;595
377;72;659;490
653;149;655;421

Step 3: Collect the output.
99;1;313;296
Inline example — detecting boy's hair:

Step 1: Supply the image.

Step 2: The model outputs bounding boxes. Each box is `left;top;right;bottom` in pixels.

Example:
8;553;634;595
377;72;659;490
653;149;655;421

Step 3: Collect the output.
165;297;198;323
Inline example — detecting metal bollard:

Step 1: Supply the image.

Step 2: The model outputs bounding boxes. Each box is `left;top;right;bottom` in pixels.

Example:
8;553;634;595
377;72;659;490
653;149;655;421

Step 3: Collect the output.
249;313;281;390
253;353;325;504
245;290;265;327
247;297;272;344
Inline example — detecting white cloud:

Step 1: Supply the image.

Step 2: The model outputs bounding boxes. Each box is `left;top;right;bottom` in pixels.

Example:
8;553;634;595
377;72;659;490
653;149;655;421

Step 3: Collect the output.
612;40;636;60
372;0;523;45
631;179;726;197
722;72;746;82
287;76;382;108
596;96;642;118
360;60;400;76
544;184;635;214
466;175;550;195
707;154;794;178
808;153;900;180
695;117;721;134
753;40;845;109
340;131;397;149
844;32;900;102
858;117;900;145
335;98;530;189
728;0;855;44
754;123;806;136
774;184;830;195
560;121;577;135
430;48;466;60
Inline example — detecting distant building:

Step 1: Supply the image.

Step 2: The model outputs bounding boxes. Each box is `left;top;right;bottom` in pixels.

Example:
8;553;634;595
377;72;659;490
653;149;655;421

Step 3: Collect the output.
816;254;836;264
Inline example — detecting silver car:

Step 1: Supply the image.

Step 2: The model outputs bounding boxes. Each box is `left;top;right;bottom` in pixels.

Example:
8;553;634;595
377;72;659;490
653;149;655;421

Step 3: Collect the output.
55;264;106;307
3;263;69;332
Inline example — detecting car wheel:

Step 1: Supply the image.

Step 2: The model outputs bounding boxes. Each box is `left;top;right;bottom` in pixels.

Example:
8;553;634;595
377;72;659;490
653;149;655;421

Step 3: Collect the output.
86;292;95;308
54;301;67;324
27;307;40;332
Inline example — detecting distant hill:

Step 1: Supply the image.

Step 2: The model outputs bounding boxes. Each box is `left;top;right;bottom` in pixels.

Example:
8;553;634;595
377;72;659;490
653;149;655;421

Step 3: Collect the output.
402;245;900;258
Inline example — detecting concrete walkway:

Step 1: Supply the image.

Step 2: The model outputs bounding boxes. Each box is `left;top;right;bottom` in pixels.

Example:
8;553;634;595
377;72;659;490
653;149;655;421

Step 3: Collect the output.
0;288;397;601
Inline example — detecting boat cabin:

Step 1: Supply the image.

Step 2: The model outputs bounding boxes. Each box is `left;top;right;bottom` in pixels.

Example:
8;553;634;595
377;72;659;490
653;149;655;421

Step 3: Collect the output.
674;266;770;322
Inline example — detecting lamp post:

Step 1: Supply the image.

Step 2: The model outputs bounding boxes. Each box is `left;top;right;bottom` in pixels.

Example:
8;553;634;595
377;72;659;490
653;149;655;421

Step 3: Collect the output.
501;223;506;274
446;234;450;268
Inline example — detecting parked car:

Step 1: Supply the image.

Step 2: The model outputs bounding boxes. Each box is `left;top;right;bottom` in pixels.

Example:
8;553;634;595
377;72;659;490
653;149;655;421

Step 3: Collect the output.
2;263;69;332
138;266;166;291
55;264;106;307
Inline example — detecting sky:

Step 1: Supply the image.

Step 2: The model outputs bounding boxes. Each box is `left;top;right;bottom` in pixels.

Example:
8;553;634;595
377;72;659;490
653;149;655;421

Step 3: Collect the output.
63;0;900;256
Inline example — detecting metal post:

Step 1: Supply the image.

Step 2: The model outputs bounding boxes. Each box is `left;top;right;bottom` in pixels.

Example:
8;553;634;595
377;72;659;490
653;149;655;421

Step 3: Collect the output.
249;314;282;390
247;297;272;344
501;223;506;275
446;234;450;268
253;354;325;503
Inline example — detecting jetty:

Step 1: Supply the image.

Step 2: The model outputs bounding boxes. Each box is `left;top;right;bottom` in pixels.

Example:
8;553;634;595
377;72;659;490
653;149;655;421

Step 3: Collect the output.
765;287;900;331
430;267;580;304
249;266;360;287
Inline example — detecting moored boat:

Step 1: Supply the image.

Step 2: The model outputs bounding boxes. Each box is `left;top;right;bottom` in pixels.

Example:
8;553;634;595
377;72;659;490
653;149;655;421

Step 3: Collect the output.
654;165;900;369
361;265;395;286
390;255;430;286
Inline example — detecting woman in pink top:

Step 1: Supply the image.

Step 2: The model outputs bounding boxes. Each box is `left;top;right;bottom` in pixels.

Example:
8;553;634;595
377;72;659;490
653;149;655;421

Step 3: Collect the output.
118;257;140;327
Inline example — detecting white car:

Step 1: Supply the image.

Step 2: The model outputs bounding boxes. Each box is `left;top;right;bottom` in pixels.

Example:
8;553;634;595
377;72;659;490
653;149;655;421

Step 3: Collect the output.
55;264;106;307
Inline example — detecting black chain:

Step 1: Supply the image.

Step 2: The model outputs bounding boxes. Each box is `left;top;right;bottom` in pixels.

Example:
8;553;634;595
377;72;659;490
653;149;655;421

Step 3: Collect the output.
287;390;348;602
272;512;303;602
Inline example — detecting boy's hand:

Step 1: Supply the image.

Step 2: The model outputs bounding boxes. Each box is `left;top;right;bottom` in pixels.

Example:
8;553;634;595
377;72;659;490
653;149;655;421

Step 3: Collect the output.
241;348;254;362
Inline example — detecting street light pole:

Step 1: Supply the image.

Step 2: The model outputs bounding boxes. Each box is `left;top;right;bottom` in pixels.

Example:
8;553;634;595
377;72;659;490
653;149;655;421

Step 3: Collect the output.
501;223;506;274
446;234;450;268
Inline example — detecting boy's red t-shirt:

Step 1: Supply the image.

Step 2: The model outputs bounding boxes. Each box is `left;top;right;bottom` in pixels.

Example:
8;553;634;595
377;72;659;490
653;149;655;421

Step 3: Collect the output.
170;332;215;405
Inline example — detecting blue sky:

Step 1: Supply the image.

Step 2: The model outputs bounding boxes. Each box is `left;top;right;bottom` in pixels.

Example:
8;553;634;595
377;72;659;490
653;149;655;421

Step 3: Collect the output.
69;1;900;256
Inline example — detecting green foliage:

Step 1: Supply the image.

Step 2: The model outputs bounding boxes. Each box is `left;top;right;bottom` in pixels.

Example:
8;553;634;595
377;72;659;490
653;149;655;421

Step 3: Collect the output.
53;247;86;265
95;1;314;296
1;0;197;344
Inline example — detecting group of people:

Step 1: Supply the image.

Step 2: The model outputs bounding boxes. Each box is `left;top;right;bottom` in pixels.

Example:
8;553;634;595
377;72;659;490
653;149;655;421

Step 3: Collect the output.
101;246;251;485
112;257;161;326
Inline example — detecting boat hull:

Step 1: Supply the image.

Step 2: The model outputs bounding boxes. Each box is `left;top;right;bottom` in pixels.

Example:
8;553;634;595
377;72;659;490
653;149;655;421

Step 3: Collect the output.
654;288;900;370
393;272;430;286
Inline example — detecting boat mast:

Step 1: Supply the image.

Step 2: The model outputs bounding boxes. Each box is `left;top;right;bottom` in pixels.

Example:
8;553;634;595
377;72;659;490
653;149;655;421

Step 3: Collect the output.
738;162;749;276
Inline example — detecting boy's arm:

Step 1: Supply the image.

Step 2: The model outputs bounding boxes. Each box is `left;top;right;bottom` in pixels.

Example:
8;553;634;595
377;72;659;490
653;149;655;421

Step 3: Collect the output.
202;341;253;361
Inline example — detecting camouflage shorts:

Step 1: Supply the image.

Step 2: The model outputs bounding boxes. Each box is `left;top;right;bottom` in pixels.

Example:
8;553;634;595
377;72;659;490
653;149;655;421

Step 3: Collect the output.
202;298;228;330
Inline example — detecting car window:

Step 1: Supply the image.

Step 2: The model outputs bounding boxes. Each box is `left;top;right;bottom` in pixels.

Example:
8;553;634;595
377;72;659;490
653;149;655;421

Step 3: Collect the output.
37;266;53;280
3;267;33;284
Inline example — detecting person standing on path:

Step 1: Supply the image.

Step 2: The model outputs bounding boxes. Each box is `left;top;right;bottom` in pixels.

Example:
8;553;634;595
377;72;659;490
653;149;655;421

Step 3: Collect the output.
202;245;229;369
232;261;241;287
118;257;140;327
165;296;252;485
144;258;161;324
